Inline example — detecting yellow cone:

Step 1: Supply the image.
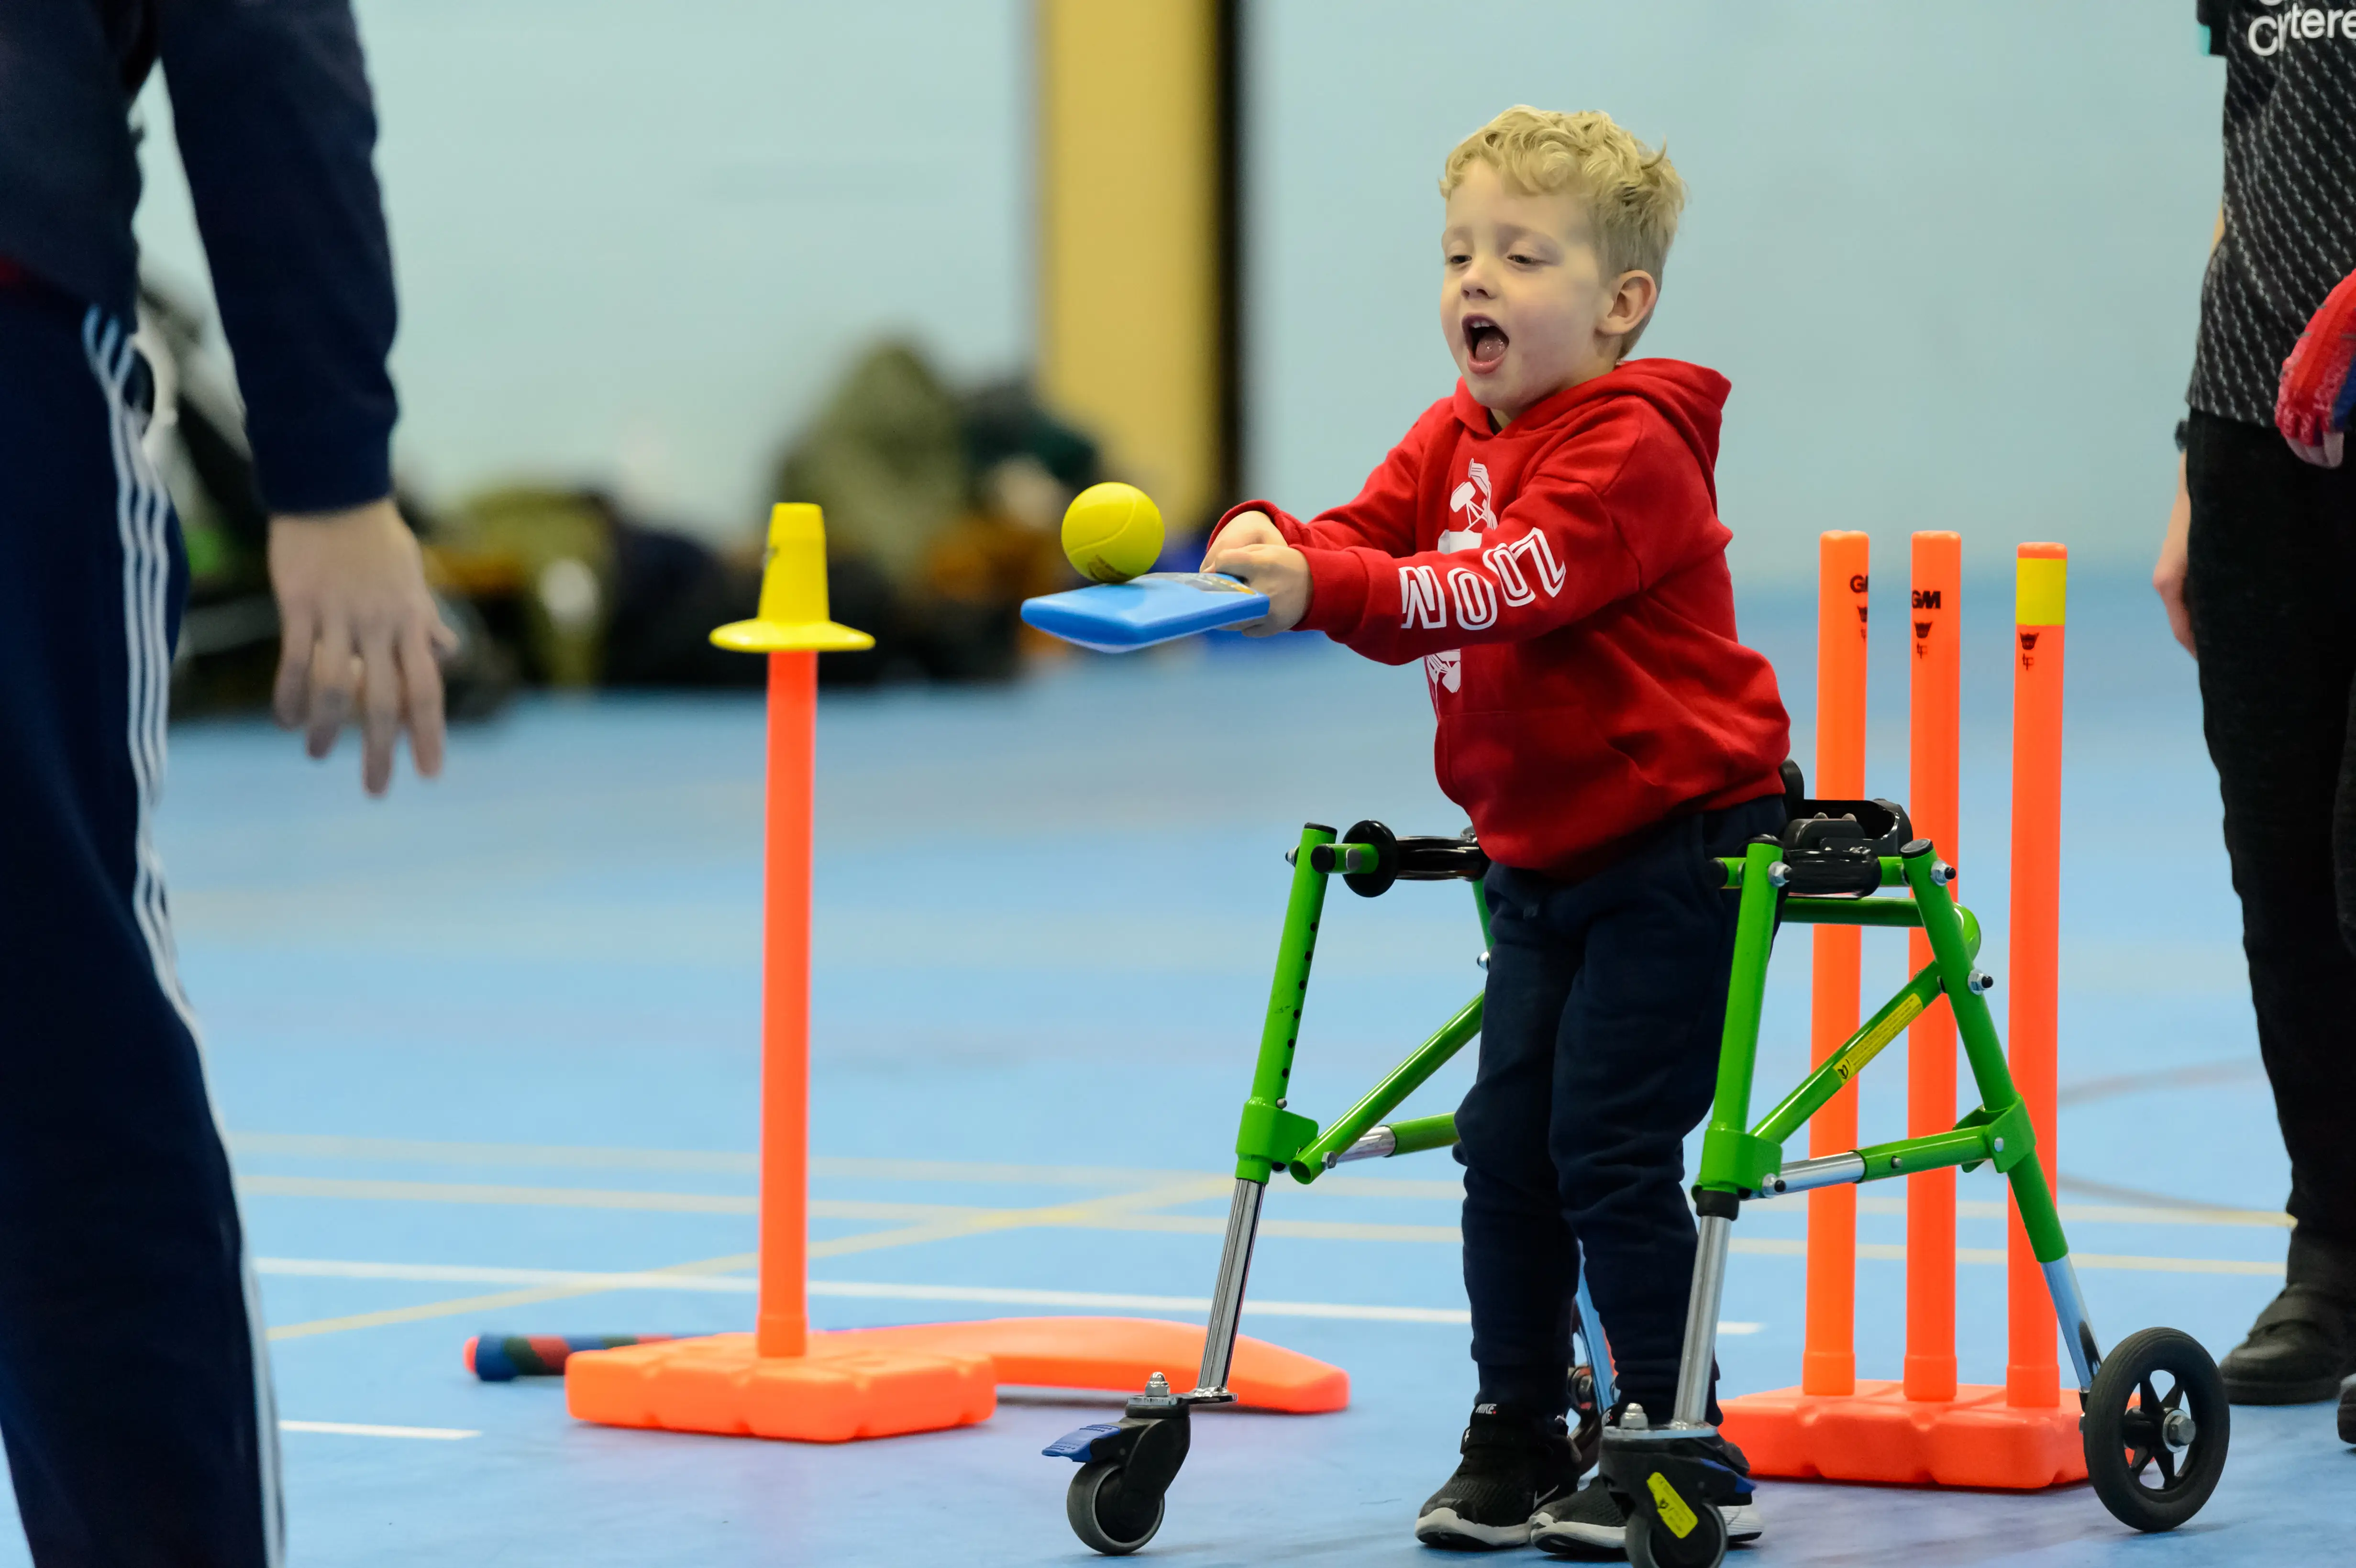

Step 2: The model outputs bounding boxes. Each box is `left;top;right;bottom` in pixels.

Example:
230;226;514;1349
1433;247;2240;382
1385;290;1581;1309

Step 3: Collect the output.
710;503;876;653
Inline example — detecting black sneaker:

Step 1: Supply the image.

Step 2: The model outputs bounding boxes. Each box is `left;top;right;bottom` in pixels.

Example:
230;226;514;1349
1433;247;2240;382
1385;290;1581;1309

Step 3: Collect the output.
2218;1283;2356;1404
2339;1373;2356;1445
1530;1478;1629;1558
1415;1405;1584;1550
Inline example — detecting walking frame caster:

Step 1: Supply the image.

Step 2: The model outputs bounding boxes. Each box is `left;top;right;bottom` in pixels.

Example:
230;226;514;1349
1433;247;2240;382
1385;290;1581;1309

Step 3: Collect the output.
1598;1406;1741;1568
1045;1170;1257;1556
1046;1372;1222;1555
1048;1370;1194;1556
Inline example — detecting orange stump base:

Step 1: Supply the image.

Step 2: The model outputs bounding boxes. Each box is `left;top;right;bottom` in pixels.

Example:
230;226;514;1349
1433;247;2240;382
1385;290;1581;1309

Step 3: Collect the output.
1720;1381;2086;1490
566;1316;1349;1444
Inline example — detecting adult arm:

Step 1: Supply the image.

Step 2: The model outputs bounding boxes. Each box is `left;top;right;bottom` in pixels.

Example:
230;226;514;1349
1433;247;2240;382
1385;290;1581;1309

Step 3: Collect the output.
159;0;450;793
2156;205;2226;660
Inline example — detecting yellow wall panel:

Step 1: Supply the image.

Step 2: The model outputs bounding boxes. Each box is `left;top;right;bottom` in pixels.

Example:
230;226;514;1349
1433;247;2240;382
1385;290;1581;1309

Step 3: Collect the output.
1039;0;1221;531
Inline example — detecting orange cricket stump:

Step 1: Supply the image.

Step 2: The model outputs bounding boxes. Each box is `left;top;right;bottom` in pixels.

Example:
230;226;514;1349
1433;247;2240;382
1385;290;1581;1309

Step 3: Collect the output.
1802;531;1869;1398
1720;534;2085;1490
566;503;1345;1445
1904;530;1960;1405
2005;545;2068;1412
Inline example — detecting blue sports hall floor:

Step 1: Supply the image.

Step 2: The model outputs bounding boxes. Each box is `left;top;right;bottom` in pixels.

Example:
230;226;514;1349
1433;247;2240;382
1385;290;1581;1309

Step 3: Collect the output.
16;567;2350;1565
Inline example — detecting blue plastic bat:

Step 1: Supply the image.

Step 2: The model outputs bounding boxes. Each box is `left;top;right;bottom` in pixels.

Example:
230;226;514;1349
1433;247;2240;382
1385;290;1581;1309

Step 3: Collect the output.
1020;572;1272;653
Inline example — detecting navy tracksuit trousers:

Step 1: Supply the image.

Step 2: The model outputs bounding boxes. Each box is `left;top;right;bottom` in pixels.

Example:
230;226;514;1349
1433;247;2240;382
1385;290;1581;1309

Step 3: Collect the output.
0;282;280;1565
1457;795;1784;1423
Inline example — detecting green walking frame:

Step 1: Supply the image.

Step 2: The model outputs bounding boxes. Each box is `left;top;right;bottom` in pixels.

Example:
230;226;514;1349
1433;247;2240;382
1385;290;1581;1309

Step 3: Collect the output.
1049;801;2229;1563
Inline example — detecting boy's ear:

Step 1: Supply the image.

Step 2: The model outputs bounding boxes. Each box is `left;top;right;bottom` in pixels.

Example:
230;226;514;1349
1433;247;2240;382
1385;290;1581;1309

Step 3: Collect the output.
1602;270;1659;338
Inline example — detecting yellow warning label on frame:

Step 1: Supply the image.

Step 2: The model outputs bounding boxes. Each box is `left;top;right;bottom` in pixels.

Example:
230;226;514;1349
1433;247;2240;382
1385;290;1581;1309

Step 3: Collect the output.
1647;1473;1699;1538
1833;992;1928;1083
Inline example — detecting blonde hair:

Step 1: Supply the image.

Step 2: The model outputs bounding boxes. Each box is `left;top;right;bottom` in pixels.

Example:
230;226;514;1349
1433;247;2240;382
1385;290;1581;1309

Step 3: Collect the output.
1440;106;1686;351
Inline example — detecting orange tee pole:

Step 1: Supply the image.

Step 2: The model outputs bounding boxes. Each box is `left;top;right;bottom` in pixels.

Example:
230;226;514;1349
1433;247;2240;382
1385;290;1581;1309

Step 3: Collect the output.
2005;545;2067;1406
756;649;816;1358
564;505;1351;1445
1904;531;1960;1404
1802;532;1869;1397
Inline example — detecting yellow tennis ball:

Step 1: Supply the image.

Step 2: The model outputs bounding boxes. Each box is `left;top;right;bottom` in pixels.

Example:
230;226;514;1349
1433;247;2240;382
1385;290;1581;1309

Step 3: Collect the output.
1062;482;1164;584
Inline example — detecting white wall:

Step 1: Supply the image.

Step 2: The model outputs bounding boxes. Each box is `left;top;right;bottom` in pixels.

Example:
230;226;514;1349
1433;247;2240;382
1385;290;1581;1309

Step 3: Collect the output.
1243;1;2225;582
135;0;1031;539
133;2;2227;575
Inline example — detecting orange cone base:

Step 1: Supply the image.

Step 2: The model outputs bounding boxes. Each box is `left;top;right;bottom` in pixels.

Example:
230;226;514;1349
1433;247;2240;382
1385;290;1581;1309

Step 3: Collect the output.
566;1317;1348;1444
822;1316;1349;1413
1720;1380;2087;1490
565;1333;996;1443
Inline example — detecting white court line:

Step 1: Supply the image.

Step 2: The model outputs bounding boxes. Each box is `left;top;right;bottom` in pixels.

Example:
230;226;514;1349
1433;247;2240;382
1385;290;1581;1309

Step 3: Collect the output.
247;1259;1762;1333
256;1258;757;1293
810;1281;1764;1335
1729;1238;2286;1276
279;1420;478;1441
808;1279;1473;1324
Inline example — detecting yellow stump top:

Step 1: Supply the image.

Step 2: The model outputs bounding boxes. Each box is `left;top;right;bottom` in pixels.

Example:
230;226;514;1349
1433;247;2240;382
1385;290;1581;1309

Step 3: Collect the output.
710;503;876;654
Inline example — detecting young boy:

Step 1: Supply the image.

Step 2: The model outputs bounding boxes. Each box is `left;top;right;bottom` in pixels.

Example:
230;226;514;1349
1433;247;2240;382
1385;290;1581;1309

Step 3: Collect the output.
1203;107;1790;1554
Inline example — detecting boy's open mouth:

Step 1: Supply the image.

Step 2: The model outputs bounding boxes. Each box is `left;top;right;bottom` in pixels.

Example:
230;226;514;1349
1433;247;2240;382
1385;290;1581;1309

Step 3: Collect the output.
1463;314;1509;373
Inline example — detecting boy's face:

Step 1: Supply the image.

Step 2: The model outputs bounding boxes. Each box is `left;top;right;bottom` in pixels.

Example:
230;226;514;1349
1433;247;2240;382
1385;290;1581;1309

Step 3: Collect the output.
1440;162;1642;421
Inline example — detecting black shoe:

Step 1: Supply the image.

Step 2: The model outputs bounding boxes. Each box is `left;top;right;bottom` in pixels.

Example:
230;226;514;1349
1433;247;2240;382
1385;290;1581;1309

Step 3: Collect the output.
2340;1374;2356;1445
1531;1478;1629;1558
1416;1405;1586;1550
2218;1283;2356;1404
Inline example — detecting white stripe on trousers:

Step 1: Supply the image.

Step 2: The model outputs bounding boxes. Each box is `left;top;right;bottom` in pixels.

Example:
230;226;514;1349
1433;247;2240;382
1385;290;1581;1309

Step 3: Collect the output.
80;308;285;1568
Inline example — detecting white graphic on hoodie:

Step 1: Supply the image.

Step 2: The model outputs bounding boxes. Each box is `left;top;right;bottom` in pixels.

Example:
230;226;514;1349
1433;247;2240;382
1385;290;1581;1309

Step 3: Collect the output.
1422;459;1503;692
1439;459;1497;554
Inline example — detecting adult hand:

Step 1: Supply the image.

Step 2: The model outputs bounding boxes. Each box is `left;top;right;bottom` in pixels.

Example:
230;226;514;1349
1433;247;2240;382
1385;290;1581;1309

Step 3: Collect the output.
2155;453;2195;658
2276;266;2356;467
268;497;458;795
1202;511;1311;636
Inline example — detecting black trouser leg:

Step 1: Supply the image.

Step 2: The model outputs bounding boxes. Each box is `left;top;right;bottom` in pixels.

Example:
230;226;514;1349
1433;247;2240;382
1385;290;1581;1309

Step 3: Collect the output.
0;286;280;1567
2186;411;2356;1285
1456;798;1780;1420
1456;883;1583;1417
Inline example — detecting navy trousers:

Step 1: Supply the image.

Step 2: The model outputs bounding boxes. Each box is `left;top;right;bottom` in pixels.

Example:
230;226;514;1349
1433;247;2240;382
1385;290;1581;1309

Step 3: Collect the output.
0;282;279;1566
1457;795;1784;1422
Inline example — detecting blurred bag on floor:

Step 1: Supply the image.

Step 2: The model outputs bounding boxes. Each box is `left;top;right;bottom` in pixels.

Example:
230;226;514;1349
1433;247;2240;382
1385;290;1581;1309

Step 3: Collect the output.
773;342;1102;685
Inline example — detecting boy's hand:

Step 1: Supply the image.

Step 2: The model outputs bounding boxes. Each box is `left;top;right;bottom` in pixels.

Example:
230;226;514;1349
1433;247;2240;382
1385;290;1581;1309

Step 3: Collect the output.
268;497;460;796
1202;511;1311;635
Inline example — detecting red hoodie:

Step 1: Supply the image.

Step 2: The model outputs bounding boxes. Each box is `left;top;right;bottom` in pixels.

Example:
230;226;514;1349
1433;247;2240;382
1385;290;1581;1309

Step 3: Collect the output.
1214;359;1790;879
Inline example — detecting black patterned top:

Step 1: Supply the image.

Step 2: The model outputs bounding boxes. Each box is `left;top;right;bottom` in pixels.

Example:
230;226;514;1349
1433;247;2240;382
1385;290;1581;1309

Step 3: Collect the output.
2189;2;2356;426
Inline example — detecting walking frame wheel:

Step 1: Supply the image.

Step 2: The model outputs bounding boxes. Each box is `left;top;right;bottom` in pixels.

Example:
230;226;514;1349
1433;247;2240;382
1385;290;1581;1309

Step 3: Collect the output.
2081;1326;2230;1532
1067;1459;1166;1556
1625;1493;1728;1568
